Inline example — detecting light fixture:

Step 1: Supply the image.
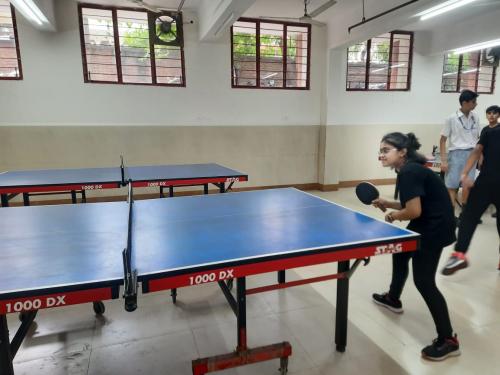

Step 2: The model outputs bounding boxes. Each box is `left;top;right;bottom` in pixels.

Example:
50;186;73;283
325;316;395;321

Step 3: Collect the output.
453;39;500;54
9;0;49;26
416;0;477;21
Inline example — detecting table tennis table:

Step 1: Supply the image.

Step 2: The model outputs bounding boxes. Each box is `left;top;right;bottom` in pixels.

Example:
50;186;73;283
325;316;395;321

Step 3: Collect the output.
0;161;247;207
0;188;419;375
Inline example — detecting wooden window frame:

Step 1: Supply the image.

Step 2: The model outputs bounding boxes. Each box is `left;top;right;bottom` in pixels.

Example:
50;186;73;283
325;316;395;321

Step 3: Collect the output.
441;51;496;94
0;2;23;80
346;30;413;92
231;17;311;90
78;3;186;87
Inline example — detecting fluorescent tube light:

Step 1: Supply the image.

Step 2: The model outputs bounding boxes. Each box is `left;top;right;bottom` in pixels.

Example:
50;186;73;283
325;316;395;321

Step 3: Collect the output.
416;0;477;21
453;39;500;54
10;0;48;26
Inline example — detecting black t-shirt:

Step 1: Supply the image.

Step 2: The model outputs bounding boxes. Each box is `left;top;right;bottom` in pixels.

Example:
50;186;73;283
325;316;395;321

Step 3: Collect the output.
478;126;497;170
397;162;456;247
478;126;500;182
480;124;498;138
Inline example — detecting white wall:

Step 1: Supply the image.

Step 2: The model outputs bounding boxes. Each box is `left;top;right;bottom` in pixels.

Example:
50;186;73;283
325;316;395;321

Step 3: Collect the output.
321;30;500;185
0;0;326;126
327;32;500;126
420;7;500;55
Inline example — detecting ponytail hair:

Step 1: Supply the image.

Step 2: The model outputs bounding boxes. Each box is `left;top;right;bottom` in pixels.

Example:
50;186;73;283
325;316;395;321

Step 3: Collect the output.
381;132;427;165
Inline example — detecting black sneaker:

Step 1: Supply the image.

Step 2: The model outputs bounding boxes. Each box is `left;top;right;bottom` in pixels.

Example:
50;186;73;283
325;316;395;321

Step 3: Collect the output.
421;335;460;361
441;252;469;276
372;292;403;313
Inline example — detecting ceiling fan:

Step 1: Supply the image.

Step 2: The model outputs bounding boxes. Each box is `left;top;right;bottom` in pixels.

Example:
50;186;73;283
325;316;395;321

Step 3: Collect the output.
260;0;337;27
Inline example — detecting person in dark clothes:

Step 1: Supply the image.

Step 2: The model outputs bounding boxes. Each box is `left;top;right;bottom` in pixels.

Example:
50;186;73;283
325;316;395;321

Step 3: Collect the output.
442;120;500;275
478;105;499;219
371;132;459;361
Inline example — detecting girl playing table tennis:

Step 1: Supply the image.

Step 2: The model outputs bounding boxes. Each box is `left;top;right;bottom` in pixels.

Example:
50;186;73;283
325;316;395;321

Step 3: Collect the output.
371;132;459;361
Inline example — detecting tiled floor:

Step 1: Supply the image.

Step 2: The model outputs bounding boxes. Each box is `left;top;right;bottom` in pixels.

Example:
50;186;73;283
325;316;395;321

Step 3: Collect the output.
8;186;500;374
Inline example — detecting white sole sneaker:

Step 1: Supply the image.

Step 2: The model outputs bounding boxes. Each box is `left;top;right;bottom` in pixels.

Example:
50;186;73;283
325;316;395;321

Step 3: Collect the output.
372;298;404;314
422;349;461;361
442;259;468;275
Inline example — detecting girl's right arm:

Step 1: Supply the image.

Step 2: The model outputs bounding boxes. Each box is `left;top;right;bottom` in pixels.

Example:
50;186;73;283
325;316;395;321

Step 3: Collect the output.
372;198;402;212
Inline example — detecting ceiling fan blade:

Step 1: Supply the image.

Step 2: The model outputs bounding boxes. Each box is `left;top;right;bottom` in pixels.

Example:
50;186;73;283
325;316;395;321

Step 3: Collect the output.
308;0;337;18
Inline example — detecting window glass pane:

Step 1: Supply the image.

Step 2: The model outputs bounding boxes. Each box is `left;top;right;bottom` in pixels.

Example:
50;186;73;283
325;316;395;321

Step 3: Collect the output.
459;51;480;91
80;6;186;86
477;52;495;94
259;22;283;88
232;19;310;89
286;25;308;88
81;7;118;82
346;41;367;89
347;31;413;91
232;21;257;87
368;33;390;90
0;0;21;79
117;10;152;84
441;53;459;92
389;33;411;89
441;50;495;94
155;45;183;85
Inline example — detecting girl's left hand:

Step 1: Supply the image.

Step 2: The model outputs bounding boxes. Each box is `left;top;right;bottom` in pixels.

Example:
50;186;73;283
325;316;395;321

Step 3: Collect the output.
385;211;396;223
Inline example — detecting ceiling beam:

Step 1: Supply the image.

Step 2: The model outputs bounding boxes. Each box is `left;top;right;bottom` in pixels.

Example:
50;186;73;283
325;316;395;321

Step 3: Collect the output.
198;0;256;41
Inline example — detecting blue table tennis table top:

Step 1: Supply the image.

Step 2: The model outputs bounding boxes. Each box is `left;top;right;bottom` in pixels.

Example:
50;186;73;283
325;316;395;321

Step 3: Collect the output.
0;188;418;299
0;163;246;189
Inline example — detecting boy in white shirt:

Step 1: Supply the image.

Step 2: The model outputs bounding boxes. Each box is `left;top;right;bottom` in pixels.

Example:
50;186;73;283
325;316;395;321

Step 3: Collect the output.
439;90;481;222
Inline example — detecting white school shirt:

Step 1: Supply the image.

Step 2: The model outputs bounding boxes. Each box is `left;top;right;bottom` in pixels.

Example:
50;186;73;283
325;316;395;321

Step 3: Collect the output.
441;110;481;151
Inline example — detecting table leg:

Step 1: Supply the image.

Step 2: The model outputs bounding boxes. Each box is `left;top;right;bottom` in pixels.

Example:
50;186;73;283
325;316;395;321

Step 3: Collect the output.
335;260;350;352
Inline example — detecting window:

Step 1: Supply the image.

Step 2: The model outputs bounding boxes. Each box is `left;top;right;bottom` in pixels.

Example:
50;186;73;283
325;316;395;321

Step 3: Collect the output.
78;4;185;86
231;18;310;89
0;0;22;79
346;31;413;91
441;51;496;94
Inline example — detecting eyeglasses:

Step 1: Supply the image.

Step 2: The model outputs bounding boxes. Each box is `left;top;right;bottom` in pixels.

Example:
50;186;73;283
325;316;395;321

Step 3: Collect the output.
378;147;397;155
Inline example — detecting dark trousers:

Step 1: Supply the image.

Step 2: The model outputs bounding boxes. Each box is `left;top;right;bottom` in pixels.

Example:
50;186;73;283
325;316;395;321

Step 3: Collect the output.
456;177;500;252
388;244;453;339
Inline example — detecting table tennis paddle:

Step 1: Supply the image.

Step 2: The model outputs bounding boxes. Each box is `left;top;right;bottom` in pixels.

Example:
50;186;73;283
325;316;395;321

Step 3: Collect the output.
355;181;380;205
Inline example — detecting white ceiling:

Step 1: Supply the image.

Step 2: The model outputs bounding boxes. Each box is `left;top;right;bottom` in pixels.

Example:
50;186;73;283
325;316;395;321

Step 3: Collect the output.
76;0;199;11
24;0;500;52
409;0;500;31
65;0;500;32
244;0;500;32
